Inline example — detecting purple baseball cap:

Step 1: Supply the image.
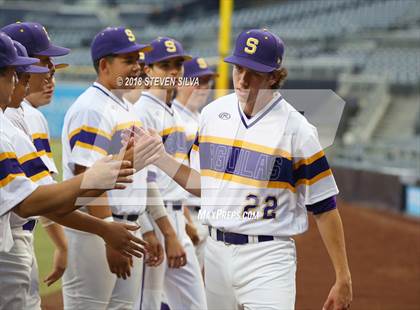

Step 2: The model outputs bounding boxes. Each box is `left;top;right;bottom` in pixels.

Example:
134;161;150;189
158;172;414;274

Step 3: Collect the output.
91;27;152;62
0;32;39;68
183;57;217;78
1;22;70;57
13;40;49;74
145;37;192;65
224;29;284;73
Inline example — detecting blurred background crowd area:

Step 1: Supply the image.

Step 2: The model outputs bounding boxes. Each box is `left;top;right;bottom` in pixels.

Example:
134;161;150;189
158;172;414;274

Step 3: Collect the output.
1;0;419;217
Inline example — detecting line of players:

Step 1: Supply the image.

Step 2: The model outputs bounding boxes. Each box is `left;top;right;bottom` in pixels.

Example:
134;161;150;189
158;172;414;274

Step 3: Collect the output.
0;22;352;310
0;23;216;310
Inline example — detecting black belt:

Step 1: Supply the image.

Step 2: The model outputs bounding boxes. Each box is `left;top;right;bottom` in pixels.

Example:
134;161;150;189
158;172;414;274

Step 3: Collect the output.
23;220;36;232
164;201;183;211
112;214;139;221
208;226;274;245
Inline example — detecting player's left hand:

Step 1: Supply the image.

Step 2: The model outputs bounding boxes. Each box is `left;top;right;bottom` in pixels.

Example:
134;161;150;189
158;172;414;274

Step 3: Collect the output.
43;248;67;286
143;231;164;267
322;278;353;310
185;222;200;246
164;234;187;268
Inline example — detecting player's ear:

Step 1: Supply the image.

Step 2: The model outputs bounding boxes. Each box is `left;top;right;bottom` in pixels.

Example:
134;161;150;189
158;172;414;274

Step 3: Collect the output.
143;65;152;76
270;67;288;89
99;57;110;74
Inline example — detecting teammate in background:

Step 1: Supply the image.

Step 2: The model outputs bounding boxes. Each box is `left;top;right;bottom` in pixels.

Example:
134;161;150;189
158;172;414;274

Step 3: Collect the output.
61;27;184;309
1;22;69;176
133;37;207;310
2;23;86;308
147;29;353;310
3;39;69;309
0;32;146;309
173;56;217;272
124;51;185;274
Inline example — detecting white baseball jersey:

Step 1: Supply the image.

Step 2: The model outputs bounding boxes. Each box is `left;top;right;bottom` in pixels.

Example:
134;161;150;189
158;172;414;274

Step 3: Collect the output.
134;92;189;201
0;110;52;252
21;100;58;175
4;107;31;138
191;91;339;237
62;82;151;214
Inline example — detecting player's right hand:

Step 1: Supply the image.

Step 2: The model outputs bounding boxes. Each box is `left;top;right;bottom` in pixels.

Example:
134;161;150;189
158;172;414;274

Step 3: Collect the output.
101;222;148;258
106;245;133;279
82;155;135;190
143;231;164;267
120;126;165;171
164;234;187;268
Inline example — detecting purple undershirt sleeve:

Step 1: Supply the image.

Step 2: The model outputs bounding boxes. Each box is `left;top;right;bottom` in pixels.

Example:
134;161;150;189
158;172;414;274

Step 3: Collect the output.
306;196;337;215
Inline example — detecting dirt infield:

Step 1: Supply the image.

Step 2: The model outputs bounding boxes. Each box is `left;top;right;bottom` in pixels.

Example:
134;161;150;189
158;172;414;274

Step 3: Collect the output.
41;202;420;309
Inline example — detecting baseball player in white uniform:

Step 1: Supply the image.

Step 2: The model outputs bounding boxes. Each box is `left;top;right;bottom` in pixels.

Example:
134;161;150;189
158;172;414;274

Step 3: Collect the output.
149;29;353;310
61;27;184;310
173;56;217;271
134;37;207;310
1;23;72;309
0;32;143;310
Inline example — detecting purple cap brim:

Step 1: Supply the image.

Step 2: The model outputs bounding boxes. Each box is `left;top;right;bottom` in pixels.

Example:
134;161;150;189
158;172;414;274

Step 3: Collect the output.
9;55;39;67
18;64;49;74
224;55;275;73
35;44;70;57
54;63;69;69
114;43;153;56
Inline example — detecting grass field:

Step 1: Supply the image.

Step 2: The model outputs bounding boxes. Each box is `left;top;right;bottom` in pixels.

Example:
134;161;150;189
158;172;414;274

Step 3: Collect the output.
34;139;63;295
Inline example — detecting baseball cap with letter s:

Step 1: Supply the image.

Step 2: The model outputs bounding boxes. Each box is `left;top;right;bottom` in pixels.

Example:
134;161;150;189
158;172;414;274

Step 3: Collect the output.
224;29;285;73
183;57;217;78
0;32;39;68
91;27;152;62
145;37;191;65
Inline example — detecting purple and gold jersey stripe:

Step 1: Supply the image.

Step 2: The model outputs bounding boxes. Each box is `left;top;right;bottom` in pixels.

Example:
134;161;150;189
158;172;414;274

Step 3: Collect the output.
108;121;141;154
69;126;111;155
0;152;26;187
18;152;51;182
32;133;53;158
160;127;189;158
198;137;332;190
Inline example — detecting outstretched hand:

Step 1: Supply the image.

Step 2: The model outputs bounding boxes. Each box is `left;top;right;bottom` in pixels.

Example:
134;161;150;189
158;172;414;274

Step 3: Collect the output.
101;222;148;258
120;126;165;171
83;155;135;190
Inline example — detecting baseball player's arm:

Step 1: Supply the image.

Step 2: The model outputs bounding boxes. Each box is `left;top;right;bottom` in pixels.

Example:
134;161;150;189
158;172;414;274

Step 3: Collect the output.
13;157;134;218
184;207;200;245
155;151;201;197
141;181;167;266
74;164;113;219
313;208;352;310
154;216;187;268
146;181;168;220
44;211;146;258
40;219;68;286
